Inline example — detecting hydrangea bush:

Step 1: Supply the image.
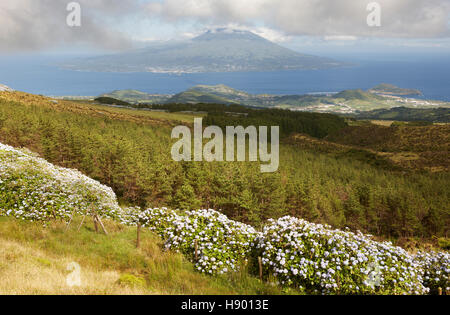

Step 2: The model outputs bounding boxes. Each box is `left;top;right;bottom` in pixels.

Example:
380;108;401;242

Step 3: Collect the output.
0;143;122;222
256;216;428;295
124;207;259;275
414;250;450;294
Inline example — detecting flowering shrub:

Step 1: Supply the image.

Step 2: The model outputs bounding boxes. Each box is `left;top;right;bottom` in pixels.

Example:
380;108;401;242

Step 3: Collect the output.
256;216;429;295
414;251;450;294
126;207;259;275
0;143;122;222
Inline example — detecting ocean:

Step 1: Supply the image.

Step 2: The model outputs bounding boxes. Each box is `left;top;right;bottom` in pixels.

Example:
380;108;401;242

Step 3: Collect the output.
0;54;449;101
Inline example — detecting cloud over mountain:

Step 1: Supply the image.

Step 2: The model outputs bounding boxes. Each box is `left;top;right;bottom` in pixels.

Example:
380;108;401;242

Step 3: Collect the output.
147;0;450;38
0;0;448;53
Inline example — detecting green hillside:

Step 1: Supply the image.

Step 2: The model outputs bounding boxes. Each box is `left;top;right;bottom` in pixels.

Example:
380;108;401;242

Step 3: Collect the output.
94;97;132;106
103;89;152;100
355;107;450;123
1;140;448;295
326;123;450;171
333;89;385;101
0;91;448;240
98;85;450;115
169;89;239;105
101;90;171;104
369;84;422;96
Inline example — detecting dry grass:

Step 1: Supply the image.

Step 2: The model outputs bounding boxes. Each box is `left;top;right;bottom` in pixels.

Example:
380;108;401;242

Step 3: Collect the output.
371;120;395;127
326;123;450;171
0;238;151;295
0;91;197;127
0;217;282;295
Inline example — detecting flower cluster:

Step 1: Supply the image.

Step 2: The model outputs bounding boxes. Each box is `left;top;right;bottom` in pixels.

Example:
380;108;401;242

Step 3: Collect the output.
256;216;429;295
126;207;259;275
0;143;122;222
414;250;450;294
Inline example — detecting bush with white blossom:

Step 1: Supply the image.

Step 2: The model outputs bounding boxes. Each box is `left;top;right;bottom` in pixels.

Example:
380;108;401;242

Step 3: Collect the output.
0;143;122;222
256;216;429;295
123;207;259;275
414;250;450;294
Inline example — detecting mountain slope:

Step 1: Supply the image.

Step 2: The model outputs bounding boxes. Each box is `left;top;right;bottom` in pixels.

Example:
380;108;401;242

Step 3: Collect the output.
62;29;344;73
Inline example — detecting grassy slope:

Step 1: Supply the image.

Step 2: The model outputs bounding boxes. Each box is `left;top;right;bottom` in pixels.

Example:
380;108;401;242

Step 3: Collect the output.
0;217;282;295
0;91;199;126
356;107;450;123
326;123;450;172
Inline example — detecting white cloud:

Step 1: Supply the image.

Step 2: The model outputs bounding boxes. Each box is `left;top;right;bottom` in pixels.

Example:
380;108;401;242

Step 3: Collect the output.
146;0;450;38
0;0;139;53
324;36;358;41
204;24;292;43
1;0;449;53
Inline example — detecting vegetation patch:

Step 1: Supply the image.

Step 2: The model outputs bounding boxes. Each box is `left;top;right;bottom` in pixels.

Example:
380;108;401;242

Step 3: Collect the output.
117;273;146;288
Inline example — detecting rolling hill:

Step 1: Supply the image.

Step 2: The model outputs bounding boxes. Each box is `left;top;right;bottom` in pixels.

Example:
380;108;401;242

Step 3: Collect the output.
100;90;171;104
168;84;250;104
355;107;450;123
98;85;450;115
369;83;422;96
333;89;385;101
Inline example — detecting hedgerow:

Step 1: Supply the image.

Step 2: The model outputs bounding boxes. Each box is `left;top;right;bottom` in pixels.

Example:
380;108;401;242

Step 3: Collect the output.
414;250;450;294
123;207;258;275
0;143;121;222
256;216;429;295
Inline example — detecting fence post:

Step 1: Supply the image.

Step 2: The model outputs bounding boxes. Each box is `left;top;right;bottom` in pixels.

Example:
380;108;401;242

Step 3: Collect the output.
93;215;99;233
136;223;141;248
194;239;198;261
258;257;263;281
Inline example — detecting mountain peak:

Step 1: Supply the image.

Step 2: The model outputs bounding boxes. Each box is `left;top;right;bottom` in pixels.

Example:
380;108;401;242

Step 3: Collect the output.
62;28;345;73
193;28;265;42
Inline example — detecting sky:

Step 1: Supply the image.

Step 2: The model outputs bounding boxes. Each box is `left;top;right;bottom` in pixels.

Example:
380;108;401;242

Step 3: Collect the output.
0;0;449;56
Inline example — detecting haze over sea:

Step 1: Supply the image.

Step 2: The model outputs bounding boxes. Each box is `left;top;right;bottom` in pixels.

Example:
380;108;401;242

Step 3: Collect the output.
1;54;449;101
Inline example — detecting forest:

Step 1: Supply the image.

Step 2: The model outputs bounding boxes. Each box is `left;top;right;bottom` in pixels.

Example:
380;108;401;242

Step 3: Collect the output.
139;102;348;139
0;92;448;242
